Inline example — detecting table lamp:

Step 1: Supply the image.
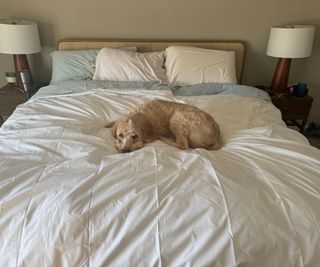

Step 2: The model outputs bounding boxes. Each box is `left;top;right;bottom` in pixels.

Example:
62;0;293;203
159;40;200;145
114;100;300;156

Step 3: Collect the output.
0;19;41;89
266;25;315;94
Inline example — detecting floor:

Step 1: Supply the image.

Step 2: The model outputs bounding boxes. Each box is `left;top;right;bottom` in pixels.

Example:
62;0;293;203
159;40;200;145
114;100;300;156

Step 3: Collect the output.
288;125;320;149
307;136;320;149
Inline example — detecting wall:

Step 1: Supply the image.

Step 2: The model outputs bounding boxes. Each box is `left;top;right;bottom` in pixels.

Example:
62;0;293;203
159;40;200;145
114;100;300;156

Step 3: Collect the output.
0;0;319;122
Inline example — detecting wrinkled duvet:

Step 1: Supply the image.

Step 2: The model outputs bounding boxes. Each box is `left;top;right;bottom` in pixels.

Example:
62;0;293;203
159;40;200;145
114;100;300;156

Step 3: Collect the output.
0;87;320;267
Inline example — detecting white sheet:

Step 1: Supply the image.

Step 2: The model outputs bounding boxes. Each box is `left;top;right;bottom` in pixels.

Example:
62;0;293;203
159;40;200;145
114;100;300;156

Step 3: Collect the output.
0;89;319;267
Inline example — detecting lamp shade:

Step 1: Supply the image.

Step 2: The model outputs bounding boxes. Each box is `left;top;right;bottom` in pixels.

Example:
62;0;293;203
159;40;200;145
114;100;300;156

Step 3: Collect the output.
266;25;315;59
0;19;41;55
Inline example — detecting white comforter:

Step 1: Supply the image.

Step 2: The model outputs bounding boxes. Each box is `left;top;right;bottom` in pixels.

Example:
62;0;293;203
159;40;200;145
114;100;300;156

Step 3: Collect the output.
0;89;319;267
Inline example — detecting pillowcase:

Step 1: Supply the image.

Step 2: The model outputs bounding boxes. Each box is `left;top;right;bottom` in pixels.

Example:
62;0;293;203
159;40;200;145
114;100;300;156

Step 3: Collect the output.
50;47;137;84
50;49;98;84
164;46;237;86
93;47;167;83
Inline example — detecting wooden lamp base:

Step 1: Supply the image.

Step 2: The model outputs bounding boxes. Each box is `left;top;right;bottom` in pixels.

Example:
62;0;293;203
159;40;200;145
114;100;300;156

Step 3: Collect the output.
13;54;33;90
270;58;291;94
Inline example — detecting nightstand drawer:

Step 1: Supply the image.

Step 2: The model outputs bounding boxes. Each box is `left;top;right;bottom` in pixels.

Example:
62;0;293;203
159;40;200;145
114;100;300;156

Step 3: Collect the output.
0;84;27;117
271;95;312;118
271;95;313;133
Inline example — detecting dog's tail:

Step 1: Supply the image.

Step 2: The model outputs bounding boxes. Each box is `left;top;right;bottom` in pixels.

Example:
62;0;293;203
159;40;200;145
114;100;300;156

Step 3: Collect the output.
209;141;223;150
105;121;115;128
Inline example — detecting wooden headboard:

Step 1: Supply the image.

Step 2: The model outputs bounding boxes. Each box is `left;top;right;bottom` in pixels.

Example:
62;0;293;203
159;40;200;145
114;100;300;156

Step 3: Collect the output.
58;39;246;83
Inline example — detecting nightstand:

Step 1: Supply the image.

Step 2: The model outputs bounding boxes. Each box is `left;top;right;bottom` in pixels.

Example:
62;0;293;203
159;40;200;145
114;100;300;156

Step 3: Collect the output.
0;83;27;125
271;94;313;133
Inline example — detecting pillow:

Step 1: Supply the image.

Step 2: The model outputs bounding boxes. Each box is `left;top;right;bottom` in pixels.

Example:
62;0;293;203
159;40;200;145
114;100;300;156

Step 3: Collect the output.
93;47;167;83
50;49;98;84
50;47;137;84
164;46;237;86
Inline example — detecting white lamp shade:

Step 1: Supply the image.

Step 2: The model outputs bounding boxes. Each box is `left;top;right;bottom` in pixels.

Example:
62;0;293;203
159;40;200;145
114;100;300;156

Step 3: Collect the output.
266;25;315;58
0;19;41;54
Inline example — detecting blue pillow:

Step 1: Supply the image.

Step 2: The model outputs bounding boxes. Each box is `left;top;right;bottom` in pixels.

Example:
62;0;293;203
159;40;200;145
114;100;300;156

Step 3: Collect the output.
50;47;137;84
50;49;98;84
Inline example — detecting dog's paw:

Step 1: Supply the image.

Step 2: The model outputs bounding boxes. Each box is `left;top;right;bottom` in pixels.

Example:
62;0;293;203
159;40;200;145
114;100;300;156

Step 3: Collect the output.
105;121;115;128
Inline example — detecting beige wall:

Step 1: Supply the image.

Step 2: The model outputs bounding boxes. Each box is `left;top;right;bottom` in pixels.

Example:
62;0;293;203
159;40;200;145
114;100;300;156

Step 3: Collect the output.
0;0;319;122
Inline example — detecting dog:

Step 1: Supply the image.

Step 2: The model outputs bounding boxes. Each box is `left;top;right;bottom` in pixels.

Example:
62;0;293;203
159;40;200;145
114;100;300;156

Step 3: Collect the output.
106;99;222;153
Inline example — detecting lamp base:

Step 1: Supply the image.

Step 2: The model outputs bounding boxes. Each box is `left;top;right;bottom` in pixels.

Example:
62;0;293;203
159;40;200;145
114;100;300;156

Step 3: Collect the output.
13;54;33;89
270;58;291;94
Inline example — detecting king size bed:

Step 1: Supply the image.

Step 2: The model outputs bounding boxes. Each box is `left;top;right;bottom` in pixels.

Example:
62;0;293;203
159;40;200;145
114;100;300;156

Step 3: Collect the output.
0;39;319;267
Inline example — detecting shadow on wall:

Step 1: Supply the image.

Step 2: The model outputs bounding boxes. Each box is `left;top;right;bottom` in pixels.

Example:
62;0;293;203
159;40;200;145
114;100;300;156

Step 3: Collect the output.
33;21;56;83
288;20;320;124
0;54;14;86
308;83;320;124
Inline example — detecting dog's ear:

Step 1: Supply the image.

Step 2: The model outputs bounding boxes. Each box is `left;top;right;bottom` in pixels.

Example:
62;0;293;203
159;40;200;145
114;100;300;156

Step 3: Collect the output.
106;120;118;137
112;122;118;137
139;115;154;138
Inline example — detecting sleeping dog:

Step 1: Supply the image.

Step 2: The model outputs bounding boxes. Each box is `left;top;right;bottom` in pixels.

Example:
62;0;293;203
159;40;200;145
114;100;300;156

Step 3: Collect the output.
106;99;222;153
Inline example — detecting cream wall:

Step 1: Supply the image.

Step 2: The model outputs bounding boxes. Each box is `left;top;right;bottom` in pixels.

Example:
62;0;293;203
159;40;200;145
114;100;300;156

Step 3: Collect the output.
0;0;319;122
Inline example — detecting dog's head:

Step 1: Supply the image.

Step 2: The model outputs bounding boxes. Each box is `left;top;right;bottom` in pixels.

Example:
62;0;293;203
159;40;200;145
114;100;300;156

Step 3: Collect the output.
109;117;144;153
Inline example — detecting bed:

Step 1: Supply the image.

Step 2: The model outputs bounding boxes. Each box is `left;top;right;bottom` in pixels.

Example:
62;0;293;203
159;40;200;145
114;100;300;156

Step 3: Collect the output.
0;39;319;267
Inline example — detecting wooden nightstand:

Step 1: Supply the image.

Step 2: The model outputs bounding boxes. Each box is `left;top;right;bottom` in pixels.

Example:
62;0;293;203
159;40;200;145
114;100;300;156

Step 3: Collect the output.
271;94;313;133
0;84;27;125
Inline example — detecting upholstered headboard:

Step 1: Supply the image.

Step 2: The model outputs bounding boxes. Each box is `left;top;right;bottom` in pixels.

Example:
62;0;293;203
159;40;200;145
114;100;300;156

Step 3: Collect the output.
57;39;246;83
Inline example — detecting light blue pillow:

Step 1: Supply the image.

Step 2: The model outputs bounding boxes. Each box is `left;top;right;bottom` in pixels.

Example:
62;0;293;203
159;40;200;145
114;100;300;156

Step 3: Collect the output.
50;47;137;84
50;49;98;84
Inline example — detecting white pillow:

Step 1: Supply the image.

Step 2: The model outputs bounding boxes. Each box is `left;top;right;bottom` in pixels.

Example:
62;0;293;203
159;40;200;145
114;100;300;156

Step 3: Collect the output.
93;48;167;83
164;46;237;86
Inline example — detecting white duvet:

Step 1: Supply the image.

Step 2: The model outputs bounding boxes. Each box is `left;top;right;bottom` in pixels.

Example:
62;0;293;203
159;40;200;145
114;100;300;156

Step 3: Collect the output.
0;89;320;267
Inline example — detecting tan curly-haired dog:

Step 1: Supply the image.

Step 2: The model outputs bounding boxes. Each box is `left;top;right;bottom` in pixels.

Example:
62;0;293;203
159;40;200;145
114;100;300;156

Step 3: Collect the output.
106;99;222;153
